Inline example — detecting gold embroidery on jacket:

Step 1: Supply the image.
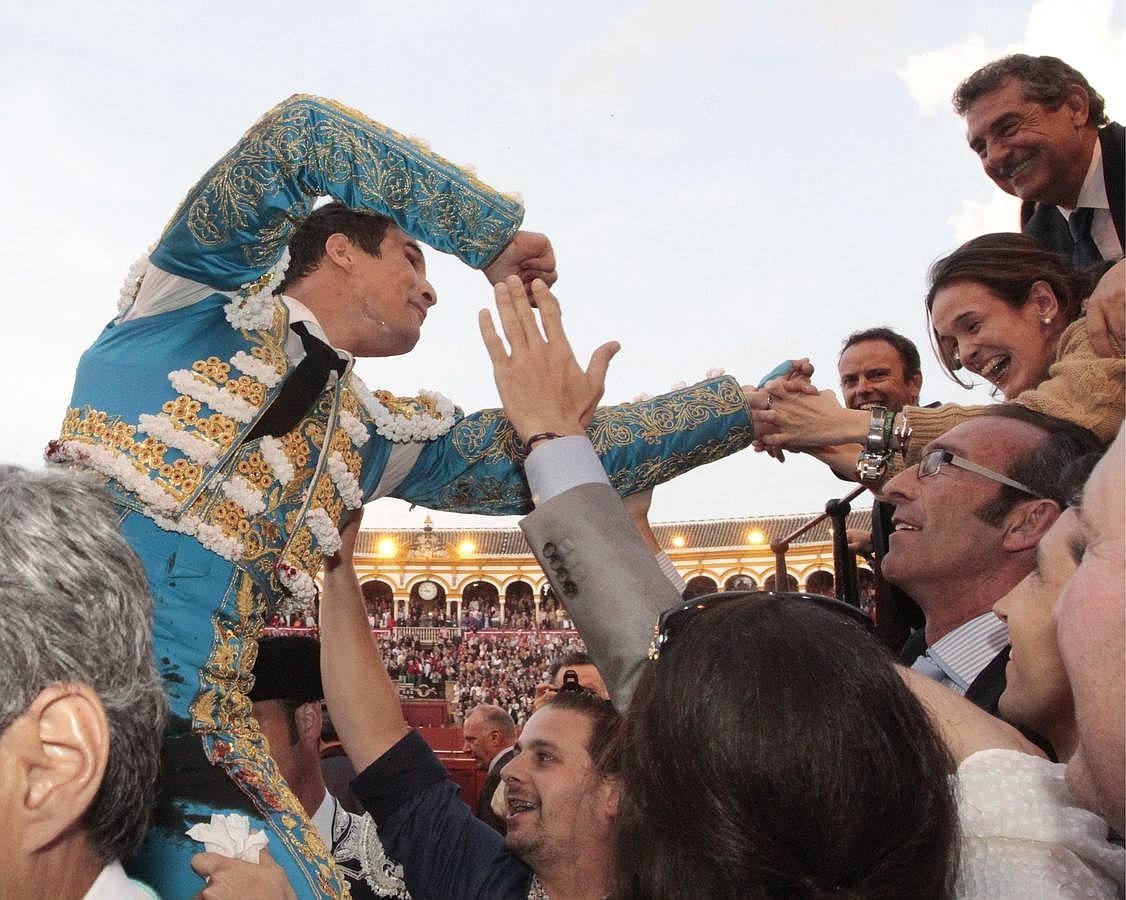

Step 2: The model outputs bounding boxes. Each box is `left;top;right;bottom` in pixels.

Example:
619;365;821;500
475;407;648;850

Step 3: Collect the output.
175;95;519;269
57;309;290;511
190;571;349;897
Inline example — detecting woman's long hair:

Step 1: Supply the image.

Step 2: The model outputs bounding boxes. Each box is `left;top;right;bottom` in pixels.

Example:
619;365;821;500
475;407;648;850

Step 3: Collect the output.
615;594;959;900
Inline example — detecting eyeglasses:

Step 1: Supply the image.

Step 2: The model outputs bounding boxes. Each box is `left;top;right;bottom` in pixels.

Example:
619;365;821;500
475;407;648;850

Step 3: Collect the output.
917;448;1042;498
648;590;872;661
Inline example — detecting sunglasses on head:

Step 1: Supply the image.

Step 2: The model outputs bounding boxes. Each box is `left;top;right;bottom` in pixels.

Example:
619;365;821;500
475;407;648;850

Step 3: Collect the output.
648;590;873;661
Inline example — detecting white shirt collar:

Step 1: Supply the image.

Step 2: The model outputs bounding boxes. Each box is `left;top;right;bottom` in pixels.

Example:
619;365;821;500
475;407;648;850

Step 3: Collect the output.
927;611;1010;692
310;788;335;845
81;861;159;900
489;745;515;772
1061;138;1109;216
279;295;352;373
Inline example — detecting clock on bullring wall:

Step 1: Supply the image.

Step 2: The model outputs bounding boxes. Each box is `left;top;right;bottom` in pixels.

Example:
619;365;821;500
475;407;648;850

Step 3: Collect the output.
417;580;439;601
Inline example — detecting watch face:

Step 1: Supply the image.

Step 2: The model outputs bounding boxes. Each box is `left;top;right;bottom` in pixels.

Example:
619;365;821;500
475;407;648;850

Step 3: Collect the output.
417;580;438;600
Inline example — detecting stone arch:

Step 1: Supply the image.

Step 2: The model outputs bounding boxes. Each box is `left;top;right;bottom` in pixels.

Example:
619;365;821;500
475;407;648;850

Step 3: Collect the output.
503;579;535;627
404;578;449;626
723;573;758;592
461;579;500;629
764;572;799;592
360;578;394;624
684;575;718;599
803;569;835;597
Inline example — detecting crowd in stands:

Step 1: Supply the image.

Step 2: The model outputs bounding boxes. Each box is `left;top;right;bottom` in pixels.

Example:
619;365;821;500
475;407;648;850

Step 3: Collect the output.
266;623;590;726
273;593;577;633
454;632;587;724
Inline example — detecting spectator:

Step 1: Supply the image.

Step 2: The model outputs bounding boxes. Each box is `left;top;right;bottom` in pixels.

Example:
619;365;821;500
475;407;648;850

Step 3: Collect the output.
752;235;1123;466
250;636;410;899
618;593;960;898
882;408;1099;722
462;705;517;833
953;54;1123;268
534;652;609;711
991;452;1103;759
0;466;166;898
320;514;624;900
1056;423;1126;833
831;327;929;640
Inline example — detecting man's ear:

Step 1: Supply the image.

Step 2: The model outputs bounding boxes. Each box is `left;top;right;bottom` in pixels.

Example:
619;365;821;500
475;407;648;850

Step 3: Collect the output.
1002;499;1061;552
1063;85;1092;128
295;701;322;748
20;684;109;853
323;233;355;273
600;775;622;821
906;370;923;404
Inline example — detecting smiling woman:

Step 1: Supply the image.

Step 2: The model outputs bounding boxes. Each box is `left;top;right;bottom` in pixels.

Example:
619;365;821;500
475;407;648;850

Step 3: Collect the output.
890;232;1124;458
925;233;1090;397
751;232;1124;469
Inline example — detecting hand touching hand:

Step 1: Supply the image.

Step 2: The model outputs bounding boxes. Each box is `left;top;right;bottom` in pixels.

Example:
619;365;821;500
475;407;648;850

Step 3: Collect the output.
483;231;557;291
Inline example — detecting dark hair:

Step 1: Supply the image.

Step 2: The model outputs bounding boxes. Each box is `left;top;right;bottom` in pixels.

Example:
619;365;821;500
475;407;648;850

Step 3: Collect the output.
278;201;394;293
839;327;922;381
548;651;596;680
925;233;1097;386
546;687;623;779
615;594;958;899
974;406;1103;526
1059;450;1105;508
953;54;1108;127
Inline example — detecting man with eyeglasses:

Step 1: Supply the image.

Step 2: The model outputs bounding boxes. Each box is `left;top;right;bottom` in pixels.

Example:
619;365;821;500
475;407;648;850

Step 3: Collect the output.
880;406;1100;722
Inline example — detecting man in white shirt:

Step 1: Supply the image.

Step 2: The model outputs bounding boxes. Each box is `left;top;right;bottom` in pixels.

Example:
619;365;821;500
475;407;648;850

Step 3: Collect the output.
954;55;1124;359
0;466;165;899
954;54;1122;267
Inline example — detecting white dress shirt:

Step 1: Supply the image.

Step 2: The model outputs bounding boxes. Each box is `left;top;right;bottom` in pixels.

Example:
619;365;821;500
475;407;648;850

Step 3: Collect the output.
82;861;159;899
1060;140;1123;261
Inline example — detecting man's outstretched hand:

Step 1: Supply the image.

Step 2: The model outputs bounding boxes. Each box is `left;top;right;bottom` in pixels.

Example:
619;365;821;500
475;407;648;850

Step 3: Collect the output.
479;276;619;443
483;231;557;292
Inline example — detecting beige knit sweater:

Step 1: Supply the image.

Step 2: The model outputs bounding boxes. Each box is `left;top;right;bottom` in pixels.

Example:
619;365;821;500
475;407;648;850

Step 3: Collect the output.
899;317;1125;466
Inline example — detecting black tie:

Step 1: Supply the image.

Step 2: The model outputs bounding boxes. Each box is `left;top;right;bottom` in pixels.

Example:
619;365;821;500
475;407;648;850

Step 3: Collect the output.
245;321;346;441
1068;207;1102;269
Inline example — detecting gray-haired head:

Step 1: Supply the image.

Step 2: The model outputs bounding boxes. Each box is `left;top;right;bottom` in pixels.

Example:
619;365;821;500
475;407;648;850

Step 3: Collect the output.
0;465;167;864
467;702;517;739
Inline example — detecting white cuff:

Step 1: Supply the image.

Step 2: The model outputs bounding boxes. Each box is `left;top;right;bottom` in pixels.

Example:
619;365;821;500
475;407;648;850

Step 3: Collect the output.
525;436;609;506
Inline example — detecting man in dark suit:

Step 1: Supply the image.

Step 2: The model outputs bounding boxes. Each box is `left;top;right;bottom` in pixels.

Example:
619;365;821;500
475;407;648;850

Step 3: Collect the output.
462;704;516;833
835;327;928;646
879;407;1099;720
954;54;1122;268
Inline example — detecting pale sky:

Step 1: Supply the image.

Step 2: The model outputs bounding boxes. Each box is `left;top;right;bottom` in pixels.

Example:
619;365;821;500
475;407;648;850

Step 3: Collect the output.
3;0;1120;530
